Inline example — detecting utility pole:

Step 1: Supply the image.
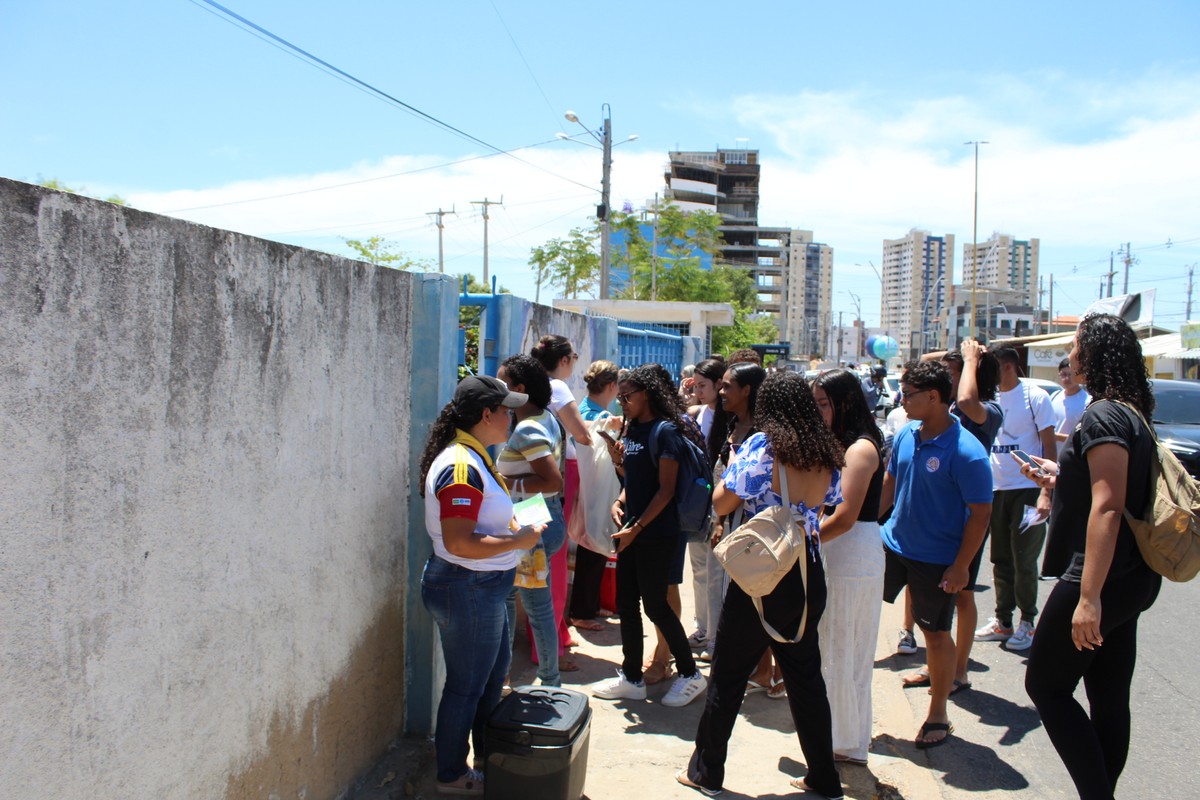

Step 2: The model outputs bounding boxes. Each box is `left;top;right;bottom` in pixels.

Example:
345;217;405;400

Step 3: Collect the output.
1187;263;1195;321
1121;242;1136;295
1048;273;1054;334
650;192;659;301
1104;252;1117;297
836;310;844;364
599;111;613;299
425;206;456;273
1036;275;1045;334
470;197;503;285
965;140;989;338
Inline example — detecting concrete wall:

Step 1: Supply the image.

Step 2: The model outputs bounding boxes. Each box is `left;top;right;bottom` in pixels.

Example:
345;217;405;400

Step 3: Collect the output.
0;178;454;799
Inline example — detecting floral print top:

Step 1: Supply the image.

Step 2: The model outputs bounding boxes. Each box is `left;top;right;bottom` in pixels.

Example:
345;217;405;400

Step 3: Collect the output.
721;432;842;557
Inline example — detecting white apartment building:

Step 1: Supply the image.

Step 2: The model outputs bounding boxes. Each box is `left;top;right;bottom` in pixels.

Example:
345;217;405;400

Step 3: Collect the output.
881;229;954;360
962;232;1039;303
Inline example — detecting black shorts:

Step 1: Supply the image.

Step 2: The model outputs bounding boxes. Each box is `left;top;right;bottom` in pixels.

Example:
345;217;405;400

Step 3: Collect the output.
882;547;957;633
964;530;989;591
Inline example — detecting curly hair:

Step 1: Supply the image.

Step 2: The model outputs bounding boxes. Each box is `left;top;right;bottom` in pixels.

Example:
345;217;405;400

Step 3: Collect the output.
942;348;999;401
499;354;551;409
900;360;952;405
1075;313;1154;417
583;359;620;395
623;364;707;452
814;368;883;449
756;372;845;471
530;334;573;373
418;397;493;496
727;347;762;366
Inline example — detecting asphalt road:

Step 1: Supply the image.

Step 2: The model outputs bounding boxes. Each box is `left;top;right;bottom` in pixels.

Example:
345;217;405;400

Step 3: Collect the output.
887;563;1200;799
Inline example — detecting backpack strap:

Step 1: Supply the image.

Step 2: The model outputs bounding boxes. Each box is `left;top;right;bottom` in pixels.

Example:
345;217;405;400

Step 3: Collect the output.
749;460;810;644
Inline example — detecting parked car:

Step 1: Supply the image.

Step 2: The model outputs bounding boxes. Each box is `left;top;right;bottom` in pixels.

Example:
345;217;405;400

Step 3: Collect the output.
1149;379;1200;478
1021;377;1062;396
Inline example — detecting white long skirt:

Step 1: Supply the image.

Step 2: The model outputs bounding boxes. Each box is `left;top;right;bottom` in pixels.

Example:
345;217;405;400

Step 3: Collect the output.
818;519;885;761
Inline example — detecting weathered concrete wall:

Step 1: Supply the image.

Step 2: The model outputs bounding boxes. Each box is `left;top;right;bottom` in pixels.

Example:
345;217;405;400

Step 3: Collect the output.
494;293;619;399
0;178;438;799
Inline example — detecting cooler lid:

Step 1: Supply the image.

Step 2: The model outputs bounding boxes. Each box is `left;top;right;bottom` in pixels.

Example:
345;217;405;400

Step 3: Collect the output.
490;686;590;740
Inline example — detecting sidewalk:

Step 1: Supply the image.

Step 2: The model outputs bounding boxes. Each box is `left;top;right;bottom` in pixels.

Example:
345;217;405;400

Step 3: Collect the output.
364;560;948;800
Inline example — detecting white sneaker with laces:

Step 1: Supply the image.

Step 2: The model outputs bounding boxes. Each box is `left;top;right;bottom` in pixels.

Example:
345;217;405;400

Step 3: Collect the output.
591;670;647;700
662;671;708;707
974;617;1014;641
1006;619;1035;651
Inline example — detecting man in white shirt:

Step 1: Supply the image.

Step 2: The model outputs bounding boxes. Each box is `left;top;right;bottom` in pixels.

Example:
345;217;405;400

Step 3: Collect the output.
1050;357;1090;442
974;347;1056;652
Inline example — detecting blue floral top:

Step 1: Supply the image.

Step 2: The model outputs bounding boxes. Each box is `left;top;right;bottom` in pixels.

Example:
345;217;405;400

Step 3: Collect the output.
721;432;842;556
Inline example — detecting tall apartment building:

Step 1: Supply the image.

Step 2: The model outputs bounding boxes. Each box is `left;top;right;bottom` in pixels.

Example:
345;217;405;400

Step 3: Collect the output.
664;149;831;358
962;232;1040;303
881;229;954;359
785;232;834;359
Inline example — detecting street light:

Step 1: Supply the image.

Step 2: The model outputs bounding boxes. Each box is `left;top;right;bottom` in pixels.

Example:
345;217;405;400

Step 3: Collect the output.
920;273;946;353
559;106;638;299
965;140;989;339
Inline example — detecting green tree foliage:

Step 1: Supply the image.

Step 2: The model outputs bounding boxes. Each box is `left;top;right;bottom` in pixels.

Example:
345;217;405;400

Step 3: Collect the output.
527;227;599;301
38;177;127;206
342;236;432;270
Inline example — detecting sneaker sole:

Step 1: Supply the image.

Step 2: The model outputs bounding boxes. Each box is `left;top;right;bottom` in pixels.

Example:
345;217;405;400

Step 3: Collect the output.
896;645;919;654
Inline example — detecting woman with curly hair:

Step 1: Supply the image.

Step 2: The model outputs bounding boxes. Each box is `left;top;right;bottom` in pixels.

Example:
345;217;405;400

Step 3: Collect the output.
679;371;846;799
812;368;886;766
590;365;709;709
418;376;545;795
1023;314;1161;800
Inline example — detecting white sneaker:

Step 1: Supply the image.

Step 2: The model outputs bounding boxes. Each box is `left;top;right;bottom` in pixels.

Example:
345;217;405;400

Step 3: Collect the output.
436;767;484;796
896;628;918;654
1006;620;1035;651
974;617;1014;641
687;630;707;650
591;670;647;701
662;671;708;707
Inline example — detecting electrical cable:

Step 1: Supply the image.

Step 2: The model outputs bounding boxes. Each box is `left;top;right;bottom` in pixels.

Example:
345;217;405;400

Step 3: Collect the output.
189;0;597;193
489;0;559;125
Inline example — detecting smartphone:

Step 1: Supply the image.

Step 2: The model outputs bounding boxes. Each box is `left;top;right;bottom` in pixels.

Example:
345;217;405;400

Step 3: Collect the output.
597;428;618;445
1010;450;1045;475
613;516;637;552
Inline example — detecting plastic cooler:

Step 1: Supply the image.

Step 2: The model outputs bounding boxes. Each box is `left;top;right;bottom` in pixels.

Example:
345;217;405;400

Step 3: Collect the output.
485;685;591;800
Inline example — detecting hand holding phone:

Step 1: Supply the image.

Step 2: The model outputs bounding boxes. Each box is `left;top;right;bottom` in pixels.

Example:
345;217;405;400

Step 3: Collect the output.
1010;450;1046;476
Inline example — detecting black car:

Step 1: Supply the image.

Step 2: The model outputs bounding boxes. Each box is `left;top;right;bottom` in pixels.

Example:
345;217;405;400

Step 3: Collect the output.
1150;379;1200;478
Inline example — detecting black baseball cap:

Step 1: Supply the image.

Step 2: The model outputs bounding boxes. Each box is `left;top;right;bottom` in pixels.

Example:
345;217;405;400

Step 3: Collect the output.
453;375;527;410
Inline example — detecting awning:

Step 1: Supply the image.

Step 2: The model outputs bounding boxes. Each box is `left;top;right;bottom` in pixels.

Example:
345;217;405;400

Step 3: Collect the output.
1139;333;1182;358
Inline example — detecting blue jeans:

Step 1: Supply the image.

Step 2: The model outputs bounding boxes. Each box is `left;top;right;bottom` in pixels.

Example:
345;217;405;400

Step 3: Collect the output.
507;494;565;686
421;555;515;783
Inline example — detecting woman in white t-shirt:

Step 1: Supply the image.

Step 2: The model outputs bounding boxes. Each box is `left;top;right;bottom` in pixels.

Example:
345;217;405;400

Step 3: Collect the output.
419;376;544;796
531;335;593;667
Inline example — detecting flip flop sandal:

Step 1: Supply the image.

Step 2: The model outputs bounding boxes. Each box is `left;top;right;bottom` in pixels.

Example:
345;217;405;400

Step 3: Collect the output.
948;679;972;697
833;753;868;766
902;667;931;688
915;721;954;749
558;657;580;673
787;776;845;799
745;679;769;695
767;677;787;699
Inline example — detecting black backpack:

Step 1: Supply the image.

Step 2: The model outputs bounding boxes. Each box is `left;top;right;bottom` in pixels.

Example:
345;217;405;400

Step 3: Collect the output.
648;419;714;542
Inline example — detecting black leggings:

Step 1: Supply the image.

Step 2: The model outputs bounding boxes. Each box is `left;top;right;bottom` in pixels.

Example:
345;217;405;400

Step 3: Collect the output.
616;534;697;680
1024;566;1161;800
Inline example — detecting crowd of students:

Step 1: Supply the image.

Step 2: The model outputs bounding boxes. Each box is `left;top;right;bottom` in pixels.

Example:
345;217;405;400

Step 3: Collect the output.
417;315;1161;800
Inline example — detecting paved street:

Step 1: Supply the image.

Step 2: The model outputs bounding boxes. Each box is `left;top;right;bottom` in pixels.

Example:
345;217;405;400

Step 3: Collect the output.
390;554;1200;799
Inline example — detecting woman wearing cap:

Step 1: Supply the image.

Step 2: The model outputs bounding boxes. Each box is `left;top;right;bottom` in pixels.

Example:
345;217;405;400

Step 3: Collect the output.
419;375;546;796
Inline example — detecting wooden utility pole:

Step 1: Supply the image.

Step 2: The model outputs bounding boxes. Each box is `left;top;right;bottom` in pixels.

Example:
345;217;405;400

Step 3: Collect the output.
425;206;456;273
471;197;503;285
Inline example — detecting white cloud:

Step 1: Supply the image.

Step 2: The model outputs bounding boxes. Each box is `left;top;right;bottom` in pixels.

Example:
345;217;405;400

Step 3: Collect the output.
127;70;1200;325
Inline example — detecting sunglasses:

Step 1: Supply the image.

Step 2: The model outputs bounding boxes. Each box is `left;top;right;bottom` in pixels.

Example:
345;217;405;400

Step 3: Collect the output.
616;388;644;404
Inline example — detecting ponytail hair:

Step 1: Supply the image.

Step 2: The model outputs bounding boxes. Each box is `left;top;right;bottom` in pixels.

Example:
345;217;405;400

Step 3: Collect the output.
530;335;573;373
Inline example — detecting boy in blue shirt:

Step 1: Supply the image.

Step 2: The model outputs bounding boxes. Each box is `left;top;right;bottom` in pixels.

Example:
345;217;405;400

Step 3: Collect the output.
881;361;993;748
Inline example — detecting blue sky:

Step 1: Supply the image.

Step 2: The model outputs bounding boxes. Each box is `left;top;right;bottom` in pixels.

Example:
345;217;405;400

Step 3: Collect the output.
4;0;1199;327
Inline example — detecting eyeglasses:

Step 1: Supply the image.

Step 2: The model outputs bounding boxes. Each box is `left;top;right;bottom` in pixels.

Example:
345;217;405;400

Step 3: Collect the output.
616;389;644;404
900;389;928;401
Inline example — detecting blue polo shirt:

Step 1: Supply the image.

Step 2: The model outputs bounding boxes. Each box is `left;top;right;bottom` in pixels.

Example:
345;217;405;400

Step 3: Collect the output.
881;417;993;564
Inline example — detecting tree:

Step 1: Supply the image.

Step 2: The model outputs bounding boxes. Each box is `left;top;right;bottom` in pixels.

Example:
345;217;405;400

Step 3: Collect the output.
526;227;599;301
38;178;126;206
342;236;432;270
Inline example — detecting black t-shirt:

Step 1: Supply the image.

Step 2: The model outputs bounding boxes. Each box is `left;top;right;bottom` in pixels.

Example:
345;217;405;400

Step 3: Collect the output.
622;418;681;539
1044;399;1155;582
953;399;1003;450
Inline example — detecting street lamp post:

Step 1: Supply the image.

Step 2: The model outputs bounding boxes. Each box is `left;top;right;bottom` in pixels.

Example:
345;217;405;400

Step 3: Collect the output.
562;106;636;300
965;140;989;339
920;273;946;353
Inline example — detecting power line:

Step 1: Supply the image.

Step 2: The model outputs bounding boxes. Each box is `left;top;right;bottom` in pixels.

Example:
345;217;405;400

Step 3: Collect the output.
189;0;597;193
488;0;559;125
